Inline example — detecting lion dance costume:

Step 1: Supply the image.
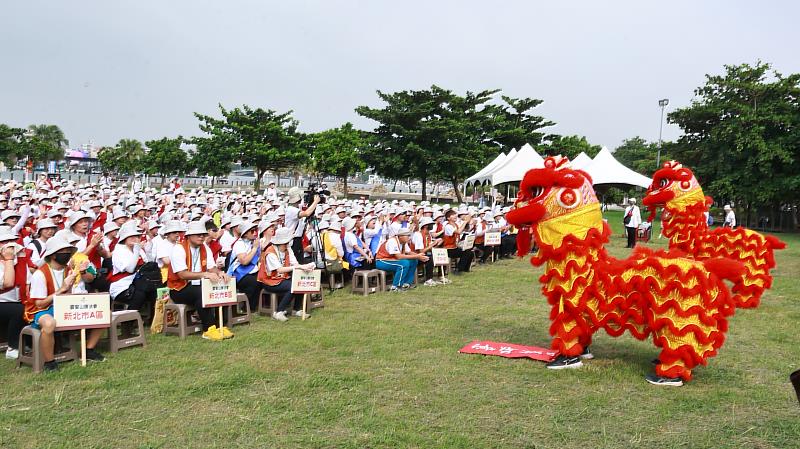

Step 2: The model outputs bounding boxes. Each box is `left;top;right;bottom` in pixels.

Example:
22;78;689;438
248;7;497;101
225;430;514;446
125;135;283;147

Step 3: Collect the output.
506;156;745;385
643;161;786;308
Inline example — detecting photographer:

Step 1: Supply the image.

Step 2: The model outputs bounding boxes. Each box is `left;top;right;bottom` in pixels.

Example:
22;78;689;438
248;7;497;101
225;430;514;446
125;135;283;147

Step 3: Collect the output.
284;186;320;262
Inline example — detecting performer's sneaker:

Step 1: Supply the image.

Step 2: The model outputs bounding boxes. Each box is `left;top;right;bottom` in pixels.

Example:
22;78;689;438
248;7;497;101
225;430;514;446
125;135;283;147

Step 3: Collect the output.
546;355;583;370
579;346;594;360
645;373;683;387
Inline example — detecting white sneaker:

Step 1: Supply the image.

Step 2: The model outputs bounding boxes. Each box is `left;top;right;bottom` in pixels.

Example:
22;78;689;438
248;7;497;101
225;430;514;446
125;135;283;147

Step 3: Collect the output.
5;348;19;360
272;311;288;322
291;310;310;319
423;279;438;286
439;277;452;285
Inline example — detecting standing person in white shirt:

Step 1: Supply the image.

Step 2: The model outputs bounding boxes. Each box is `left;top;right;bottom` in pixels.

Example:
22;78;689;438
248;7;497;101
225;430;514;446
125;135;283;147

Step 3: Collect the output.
265;181;279;202
624;198;642;248
723;205;736;228
284;187;320;261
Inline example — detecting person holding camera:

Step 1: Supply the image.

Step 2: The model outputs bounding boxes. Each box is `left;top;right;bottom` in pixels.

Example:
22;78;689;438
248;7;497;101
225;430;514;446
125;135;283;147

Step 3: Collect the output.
284;187;320;261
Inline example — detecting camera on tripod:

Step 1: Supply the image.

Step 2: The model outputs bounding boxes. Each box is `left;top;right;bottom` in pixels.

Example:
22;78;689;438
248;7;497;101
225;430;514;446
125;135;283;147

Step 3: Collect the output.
304;183;330;205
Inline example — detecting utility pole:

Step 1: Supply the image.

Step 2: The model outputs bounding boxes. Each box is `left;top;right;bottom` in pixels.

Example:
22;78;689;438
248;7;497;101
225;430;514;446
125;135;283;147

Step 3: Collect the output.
657;98;669;168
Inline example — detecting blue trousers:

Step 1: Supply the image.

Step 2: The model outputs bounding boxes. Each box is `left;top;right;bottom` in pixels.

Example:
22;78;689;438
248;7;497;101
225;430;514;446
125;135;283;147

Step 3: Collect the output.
376;259;418;287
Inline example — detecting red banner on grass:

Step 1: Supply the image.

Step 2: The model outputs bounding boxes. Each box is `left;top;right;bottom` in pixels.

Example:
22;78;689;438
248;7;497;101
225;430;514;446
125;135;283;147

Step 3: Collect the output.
459;340;559;362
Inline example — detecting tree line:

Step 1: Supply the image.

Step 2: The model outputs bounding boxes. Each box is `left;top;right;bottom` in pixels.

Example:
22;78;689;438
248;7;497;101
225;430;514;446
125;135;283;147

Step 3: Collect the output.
1;62;798;227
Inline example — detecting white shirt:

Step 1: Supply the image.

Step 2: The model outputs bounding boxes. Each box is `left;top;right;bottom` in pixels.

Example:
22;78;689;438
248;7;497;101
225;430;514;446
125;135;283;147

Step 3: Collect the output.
285;205;304;238
170;243;215;286
231;239;259;274
724;210;736;228
411;232;424;252
383;237;410;256
156;238;176;268
27;238;47;268
343;232;365;259
29;266;65;301
624;205;642;228
220;231;236;253
265;246;298;272
0;262;19;302
327;231;344;257
110;244;141;299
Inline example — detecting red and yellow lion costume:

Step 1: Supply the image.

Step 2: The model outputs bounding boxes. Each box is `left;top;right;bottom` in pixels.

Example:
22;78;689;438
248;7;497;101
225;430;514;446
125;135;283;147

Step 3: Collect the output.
507;156;744;382
643;161;786;308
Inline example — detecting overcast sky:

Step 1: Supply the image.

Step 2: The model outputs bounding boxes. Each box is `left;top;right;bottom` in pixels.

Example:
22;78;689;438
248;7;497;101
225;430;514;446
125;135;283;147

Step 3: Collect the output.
2;1;797;151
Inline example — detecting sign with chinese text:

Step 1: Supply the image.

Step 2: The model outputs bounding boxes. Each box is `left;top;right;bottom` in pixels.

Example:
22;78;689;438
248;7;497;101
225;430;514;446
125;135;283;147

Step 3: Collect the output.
432;248;450;266
459;340;559;362
484;232;501;246
291;269;322;294
53;293;111;331
201;278;238;308
458;234;475;251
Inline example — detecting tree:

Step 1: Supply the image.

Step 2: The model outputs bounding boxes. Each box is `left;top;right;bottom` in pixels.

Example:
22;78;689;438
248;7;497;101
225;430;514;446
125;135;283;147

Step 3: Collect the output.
540;135;601;160
25;124;68;167
142;137;189;183
484;96;555;150
0;124;25;165
613;137;663;175
308;123;367;196
195;104;305;191
668;61;800;227
189;137;234;186
98;139;144;174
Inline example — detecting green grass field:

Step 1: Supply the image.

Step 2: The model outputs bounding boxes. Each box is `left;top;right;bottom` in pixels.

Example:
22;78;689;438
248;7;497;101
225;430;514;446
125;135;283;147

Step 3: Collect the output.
1;211;798;449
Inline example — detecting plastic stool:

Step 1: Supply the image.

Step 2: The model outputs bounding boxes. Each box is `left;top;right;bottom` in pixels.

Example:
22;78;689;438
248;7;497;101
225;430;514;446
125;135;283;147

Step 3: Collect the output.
226;293;252;326
163;303;202;339
17;326;77;373
108;310;146;353
351;270;384;296
258;291;280;316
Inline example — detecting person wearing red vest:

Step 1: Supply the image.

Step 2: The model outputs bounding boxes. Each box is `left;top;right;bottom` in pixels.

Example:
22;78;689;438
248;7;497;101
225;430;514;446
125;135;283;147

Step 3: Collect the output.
167;221;232;341
27;238;106;371
375;228;427;292
0;231;26;360
442;210;473;274
411;217;442;286
258;227;315;322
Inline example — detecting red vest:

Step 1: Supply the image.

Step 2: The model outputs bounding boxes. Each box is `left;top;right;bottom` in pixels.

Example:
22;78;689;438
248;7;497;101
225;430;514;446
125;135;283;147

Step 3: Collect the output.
167;240;208;291
258;245;290;286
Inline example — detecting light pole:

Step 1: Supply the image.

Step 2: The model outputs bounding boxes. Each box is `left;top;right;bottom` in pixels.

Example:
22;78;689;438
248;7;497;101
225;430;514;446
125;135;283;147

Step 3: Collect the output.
657;98;669;168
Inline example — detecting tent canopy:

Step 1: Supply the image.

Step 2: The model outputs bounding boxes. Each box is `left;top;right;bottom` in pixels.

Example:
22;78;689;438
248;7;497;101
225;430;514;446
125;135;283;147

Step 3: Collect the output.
571;152;592;170
490;143;545;185
582;147;652;188
469;148;517;186
465;151;507;185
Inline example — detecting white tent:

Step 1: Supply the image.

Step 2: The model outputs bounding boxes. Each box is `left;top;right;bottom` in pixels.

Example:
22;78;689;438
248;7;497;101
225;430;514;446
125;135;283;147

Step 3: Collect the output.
582;147;652;188
489;143;545;185
571;152;592;170
470;148;517;186
465;151;507;185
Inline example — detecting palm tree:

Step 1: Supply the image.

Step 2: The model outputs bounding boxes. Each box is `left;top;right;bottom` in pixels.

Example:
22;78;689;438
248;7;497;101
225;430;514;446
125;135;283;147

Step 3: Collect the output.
115;139;145;174
26;124;69;168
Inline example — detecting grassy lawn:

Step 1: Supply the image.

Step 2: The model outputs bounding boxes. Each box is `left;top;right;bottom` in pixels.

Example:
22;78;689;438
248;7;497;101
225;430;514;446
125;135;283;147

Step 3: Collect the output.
1;211;798;449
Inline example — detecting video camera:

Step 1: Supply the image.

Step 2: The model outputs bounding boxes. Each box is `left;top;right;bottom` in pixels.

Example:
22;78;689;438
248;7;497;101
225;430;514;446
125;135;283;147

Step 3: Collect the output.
304;183;330;205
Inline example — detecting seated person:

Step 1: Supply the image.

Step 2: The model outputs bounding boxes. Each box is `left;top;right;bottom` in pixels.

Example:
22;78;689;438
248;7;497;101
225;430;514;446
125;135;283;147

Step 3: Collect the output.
0;231;26;360
258;227;316;322
375;228;428;292
442;210;473;274
411;217;442;286
167;221;233;341
109;225;157;313
26;238;106;371
228;221;264;311
343;217;374;272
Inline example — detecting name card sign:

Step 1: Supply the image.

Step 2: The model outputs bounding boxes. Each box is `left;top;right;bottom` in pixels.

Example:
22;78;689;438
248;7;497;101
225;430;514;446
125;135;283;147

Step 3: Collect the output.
432;248;450;266
484;232;501;246
53;293;112;331
458;234;475;251
291;269;322;294
201;278;238;308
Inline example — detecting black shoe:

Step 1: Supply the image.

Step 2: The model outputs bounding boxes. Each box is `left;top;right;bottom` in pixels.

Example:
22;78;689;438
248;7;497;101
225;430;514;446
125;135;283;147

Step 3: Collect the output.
43;360;59;372
645;373;683;387
651;358;661;365
85;348;106;362
546;355;583;370
579;346;594;360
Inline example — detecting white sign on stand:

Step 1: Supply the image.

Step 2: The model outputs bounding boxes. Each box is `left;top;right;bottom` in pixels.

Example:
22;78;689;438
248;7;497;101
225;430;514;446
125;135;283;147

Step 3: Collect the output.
53;293;112;367
432;248;450;266
484;232;501;246
201;278;238;308
458;234;475;251
291;269;321;321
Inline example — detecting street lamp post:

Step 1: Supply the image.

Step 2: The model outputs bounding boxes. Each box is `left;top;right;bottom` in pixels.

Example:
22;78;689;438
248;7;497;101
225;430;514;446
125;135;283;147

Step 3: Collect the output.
657;98;669;168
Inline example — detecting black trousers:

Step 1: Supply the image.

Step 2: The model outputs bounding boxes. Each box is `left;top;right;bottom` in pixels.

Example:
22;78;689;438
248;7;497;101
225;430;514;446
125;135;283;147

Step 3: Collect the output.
169;285;225;331
0;302;25;350
500;235;517;257
625;226;637;248
422;253;435;280
447;248;473;272
237;273;262;311
114;276;157;312
262;279;304;313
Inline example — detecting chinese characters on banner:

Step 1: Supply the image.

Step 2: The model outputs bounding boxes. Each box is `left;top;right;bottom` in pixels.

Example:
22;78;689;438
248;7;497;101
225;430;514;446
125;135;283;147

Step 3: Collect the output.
458;234;475;251
291;269;322;294
201;278;238;308
484;232;501;246
432;248;450;266
53;293;112;331
459;340;559;362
